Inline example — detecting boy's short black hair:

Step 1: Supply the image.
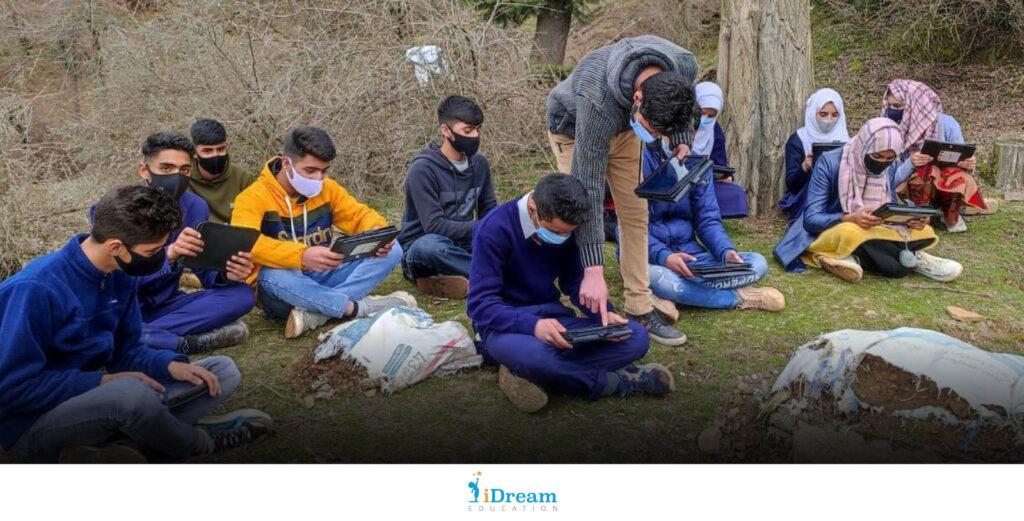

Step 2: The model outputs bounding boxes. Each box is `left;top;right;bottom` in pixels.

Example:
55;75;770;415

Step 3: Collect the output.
141;131;195;160
91;185;183;246
437;95;484;127
639;72;695;134
283;126;337;162
533;173;591;226
190;119;227;146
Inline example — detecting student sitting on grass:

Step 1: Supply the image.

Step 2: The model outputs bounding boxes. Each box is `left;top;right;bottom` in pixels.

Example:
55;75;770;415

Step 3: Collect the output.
780;88;850;222
883;79;985;233
95;131;255;354
0;186;271;463
692;81;747;219
468;174;671;414
188;118;257;224
642;143;785;312
231;126;414;339
774;118;962;283
398;95;497;299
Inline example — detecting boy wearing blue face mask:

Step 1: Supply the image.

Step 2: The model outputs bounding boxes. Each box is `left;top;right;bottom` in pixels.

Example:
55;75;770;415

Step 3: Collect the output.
468;174;670;414
0;185;272;462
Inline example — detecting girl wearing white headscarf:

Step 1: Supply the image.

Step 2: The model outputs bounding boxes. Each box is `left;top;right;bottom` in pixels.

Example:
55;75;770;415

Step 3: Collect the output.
779;88;850;221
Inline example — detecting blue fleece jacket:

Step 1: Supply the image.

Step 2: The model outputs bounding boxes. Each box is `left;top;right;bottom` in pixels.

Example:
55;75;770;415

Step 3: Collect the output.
642;144;735;266
0;235;187;449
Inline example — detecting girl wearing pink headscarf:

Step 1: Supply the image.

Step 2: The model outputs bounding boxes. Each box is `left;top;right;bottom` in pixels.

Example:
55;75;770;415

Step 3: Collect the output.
882;79;986;232
774;118;962;283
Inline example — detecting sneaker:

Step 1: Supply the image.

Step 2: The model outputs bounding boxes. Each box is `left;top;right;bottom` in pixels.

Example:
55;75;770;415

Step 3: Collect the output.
180;320;250;354
946;215;967;233
58;441;147;463
197;409;273;454
415;275;469;299
285;308;330;339
817;255;863;283
626;310;687;346
913;251;963;282
736;287;786;312
355;291;418;318
613;363;675;397
498;365;548;413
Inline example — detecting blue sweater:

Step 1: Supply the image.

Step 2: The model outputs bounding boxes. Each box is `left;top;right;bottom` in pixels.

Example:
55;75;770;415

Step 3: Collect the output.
773;149;899;272
467;199;604;340
642;145;735;265
707;122;729;168
779;132;809;216
0;235;187;449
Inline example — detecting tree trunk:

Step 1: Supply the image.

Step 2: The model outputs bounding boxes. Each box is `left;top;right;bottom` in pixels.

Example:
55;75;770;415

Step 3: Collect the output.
717;0;813;216
532;0;573;65
994;134;1024;200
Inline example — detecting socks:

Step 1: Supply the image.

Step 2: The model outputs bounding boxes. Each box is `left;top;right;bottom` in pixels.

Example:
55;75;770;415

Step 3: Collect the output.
602;371;622;397
347;300;361;319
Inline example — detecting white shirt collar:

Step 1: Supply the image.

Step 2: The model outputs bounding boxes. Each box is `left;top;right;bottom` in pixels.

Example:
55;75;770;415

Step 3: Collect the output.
517;192;536;239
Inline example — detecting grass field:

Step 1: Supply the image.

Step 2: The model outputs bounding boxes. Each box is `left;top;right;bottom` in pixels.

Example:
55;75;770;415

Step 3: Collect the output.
200;156;1024;463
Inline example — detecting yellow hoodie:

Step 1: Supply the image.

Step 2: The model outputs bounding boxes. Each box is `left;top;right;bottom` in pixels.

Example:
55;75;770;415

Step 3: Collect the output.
231;157;388;283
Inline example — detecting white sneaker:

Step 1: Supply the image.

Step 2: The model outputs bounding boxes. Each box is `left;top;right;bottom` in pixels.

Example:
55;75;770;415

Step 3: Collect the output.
946;215;967;233
284;307;330;339
817;255;863;283
913;251;963;282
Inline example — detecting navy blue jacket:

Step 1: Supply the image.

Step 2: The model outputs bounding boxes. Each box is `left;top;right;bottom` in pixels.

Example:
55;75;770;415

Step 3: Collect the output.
773;149;899;272
779;133;808;216
643;145;735;266
707;122;729;168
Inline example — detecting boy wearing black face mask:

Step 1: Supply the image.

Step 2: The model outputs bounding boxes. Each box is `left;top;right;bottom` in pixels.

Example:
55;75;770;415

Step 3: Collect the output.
89;132;257;355
398;95;497;299
188;119;257;224
0;185;272;462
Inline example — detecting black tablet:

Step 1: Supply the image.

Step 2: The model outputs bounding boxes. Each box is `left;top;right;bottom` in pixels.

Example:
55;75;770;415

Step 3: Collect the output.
635;155;712;202
330;226;400;262
179;222;260;273
561;324;633;346
164;383;209;409
872;203;940;224
921;140;976;168
712;165;736;181
812;142;845;164
691;262;756;280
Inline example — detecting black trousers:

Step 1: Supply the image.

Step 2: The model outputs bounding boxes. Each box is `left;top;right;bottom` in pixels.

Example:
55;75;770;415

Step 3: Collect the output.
853;239;934;278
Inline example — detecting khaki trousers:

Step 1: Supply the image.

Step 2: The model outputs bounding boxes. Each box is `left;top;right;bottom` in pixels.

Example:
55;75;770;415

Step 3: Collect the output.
548;130;653;316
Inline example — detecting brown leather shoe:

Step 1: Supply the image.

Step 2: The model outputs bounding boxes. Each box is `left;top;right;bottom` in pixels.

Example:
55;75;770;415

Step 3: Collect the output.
736;287;786;312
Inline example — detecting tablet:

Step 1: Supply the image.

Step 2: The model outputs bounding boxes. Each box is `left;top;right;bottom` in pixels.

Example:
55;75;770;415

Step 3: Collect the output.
329;226;400;262
690;262;756;280
561;324;633;346
635;155;712;202
872;203;940;224
921;140;976;168
179;222;260;273
812;142;845;164
712;165;736;181
164;383;209;409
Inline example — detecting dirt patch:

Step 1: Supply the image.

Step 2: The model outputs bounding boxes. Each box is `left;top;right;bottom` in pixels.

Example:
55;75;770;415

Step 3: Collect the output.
697;372;790;462
852;354;974;419
289;347;377;399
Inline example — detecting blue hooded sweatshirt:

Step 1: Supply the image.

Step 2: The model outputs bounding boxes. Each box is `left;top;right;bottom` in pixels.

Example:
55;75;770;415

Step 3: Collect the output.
0;235;187;449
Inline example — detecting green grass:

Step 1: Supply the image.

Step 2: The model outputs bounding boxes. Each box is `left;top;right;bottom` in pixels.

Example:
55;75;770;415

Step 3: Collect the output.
200;154;1024;462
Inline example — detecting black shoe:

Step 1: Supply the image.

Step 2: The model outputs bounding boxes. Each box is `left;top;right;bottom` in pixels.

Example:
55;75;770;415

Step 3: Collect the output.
625;311;687;346
613;363;676;397
197;408;273;454
179;321;250;354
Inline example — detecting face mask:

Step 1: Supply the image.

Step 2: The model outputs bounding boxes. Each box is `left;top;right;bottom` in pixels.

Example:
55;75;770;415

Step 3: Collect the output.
115;243;167;277
630;104;657;144
197;153;229;176
885;107;904;124
287;160;324;199
147;169;188;200
817;117;838;133
863;155;893;176
699;115;716;129
446;129;480;157
536;226;569;245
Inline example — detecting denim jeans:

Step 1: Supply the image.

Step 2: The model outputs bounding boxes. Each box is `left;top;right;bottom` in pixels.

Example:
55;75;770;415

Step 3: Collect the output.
9;355;240;462
257;243;402;319
401;233;471;280
648;251;768;309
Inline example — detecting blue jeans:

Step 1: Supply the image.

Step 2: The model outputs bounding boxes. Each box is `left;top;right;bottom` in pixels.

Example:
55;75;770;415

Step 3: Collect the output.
648;251;768;309
401;233;471;280
257;243;402;319
481;317;650;399
9;356;240;462
142;284;255;350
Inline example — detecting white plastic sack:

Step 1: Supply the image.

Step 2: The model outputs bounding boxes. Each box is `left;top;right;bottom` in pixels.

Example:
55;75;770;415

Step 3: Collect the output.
405;45;449;86
772;327;1024;422
315;306;482;394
